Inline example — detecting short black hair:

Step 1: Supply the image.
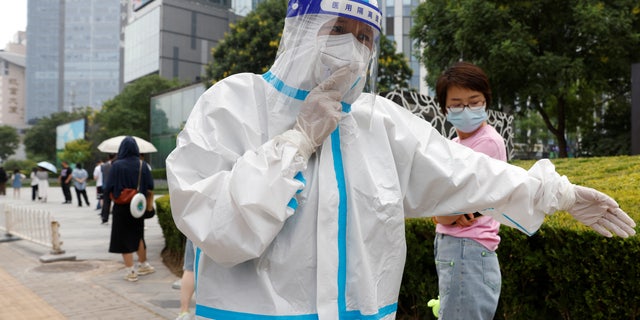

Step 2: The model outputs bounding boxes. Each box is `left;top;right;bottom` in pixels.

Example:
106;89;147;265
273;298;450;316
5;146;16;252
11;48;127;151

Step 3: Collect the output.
435;61;492;115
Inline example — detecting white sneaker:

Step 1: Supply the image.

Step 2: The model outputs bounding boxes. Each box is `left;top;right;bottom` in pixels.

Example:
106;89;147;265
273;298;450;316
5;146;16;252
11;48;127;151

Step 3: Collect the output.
124;268;138;282
175;311;194;320
137;262;155;276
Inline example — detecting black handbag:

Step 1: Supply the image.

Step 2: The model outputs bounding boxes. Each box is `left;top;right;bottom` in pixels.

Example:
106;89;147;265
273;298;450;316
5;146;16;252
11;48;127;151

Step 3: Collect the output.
141;208;156;219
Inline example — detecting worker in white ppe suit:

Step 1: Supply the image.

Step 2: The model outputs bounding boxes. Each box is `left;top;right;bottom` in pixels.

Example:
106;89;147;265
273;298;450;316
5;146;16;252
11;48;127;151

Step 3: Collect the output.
166;0;637;318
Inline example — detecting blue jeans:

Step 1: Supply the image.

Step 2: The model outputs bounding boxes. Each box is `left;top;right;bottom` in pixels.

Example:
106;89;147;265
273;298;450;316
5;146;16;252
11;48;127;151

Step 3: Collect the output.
434;233;501;320
183;238;195;272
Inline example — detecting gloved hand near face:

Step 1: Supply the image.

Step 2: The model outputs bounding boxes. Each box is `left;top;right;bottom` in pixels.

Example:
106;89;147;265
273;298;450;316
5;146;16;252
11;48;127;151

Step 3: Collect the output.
562;185;636;238
292;66;356;159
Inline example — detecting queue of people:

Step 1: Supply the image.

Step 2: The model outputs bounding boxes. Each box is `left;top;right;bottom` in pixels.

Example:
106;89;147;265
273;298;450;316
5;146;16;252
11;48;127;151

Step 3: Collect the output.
2;158;113;209
0;166;47;201
1;138;160;285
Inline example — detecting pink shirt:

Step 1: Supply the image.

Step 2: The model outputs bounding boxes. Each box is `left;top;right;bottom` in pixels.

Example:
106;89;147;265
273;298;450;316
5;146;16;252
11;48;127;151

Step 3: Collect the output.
435;124;507;251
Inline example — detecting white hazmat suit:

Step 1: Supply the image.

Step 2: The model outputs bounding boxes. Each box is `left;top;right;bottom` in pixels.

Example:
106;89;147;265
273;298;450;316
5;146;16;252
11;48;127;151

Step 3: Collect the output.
166;0;636;319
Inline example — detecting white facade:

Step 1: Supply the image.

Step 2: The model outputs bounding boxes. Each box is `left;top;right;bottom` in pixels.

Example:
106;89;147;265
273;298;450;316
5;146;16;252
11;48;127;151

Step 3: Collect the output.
0;38;27;129
123;7;161;83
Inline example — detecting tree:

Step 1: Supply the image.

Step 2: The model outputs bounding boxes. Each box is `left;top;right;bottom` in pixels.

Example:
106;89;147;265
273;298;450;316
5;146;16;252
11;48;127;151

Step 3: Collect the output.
377;35;413;93
205;0;285;85
93;74;181;145
513;109;553;159
411;0;640;157
0;125;20;162
205;0;412;91
23;111;83;161
59;139;93;165
578;95;631;156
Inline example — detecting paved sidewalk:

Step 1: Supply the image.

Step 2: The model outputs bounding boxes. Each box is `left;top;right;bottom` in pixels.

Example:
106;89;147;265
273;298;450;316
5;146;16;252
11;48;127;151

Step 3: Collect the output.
0;186;186;320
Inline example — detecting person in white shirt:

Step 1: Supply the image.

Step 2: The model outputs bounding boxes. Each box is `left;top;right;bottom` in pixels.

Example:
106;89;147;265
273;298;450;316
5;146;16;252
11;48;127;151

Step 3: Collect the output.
94;160;103;210
30;167;39;201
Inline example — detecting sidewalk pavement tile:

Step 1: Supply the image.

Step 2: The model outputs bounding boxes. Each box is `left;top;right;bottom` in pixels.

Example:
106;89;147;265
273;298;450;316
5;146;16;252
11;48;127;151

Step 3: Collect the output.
0;186;184;319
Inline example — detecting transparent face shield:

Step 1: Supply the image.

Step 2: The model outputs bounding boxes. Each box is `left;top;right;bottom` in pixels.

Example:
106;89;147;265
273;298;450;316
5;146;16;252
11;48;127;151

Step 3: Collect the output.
268;0;381;107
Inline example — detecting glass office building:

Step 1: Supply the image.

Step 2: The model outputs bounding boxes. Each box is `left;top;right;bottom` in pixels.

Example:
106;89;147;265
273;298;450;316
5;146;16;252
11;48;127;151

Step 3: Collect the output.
149;83;205;169
26;0;122;122
382;0;429;94
124;0;235;84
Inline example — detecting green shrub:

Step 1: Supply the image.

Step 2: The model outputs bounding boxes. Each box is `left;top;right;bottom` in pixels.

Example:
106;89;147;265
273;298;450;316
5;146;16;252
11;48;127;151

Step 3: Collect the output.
400;220;640;319
156;155;640;319
398;218;438;319
511;156;640;226
541;227;640;319
155;195;185;263
152;168;167;180
2;159;37;174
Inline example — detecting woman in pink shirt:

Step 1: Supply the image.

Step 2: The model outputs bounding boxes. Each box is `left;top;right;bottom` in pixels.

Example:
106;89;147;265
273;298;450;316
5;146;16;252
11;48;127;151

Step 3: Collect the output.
433;61;506;319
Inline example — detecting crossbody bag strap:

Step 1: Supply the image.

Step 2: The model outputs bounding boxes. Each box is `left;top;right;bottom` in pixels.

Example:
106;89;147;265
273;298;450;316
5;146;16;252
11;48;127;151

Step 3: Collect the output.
136;160;143;191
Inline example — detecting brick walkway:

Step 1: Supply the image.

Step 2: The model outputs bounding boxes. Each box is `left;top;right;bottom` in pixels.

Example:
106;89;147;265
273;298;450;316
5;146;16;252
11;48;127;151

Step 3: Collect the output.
0;187;186;319
0;265;65;319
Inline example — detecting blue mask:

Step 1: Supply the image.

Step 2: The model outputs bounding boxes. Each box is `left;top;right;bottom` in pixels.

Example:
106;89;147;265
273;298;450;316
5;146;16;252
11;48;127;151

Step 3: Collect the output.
446;108;487;133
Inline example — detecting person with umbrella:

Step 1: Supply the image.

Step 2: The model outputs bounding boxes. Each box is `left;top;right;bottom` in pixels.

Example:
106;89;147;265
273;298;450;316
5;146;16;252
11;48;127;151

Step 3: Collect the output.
35;166;50;203
30;167;39;201
104;136;155;281
98;135;157;154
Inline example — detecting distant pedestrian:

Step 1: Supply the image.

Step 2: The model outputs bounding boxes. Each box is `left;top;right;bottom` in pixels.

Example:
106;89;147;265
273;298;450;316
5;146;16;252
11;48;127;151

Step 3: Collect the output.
104;137;155;282
94;160;103;210
100;153;116;224
11;169;26;199
72;163;90;207
59;161;73;204
0;166;7;196
35;167;49;202
30;167;39;201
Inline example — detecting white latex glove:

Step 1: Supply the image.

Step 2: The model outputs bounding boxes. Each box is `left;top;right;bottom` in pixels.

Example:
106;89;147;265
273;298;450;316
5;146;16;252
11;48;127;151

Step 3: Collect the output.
565;185;637;238
292;66;355;159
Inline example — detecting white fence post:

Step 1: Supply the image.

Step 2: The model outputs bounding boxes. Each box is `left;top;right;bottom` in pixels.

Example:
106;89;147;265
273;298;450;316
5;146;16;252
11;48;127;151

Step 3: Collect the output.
50;221;65;254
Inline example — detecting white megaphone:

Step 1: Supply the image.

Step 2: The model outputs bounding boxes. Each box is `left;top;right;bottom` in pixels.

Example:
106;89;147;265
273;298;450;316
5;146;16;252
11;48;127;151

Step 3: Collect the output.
130;193;147;218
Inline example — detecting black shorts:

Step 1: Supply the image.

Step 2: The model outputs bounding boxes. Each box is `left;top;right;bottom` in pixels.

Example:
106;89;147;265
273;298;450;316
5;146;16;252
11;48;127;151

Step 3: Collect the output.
97;186;103;200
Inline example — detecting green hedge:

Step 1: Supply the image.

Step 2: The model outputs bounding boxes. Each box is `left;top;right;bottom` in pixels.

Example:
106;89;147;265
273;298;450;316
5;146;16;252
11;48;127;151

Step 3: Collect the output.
151;168;167;180
155;195;186;261
156;207;640;319
155;155;640;319
399;219;640;319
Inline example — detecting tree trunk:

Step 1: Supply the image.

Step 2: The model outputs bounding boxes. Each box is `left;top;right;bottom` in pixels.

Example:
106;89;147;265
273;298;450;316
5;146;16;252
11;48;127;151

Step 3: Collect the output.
535;97;568;158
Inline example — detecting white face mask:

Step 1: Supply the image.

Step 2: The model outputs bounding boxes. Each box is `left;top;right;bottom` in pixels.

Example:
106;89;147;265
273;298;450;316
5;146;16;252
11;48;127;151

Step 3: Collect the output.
314;34;371;104
446;108;488;133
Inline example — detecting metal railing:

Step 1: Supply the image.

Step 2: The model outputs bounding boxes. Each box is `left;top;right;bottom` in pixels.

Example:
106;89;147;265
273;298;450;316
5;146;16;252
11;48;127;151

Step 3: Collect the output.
384;90;515;160
1;204;65;254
